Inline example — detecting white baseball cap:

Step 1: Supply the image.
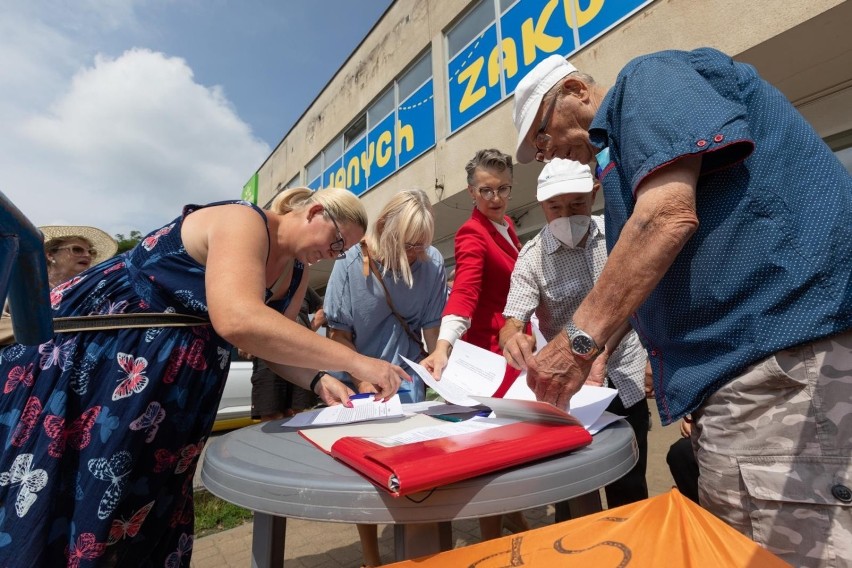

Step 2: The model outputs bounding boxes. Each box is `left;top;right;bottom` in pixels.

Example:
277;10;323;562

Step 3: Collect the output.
536;159;593;202
512;54;577;164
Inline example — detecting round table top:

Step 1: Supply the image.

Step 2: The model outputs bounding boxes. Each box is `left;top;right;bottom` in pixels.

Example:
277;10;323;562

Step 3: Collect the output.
200;418;637;525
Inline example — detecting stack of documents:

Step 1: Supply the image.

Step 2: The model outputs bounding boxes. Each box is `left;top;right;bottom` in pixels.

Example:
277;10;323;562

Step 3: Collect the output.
403;340;623;434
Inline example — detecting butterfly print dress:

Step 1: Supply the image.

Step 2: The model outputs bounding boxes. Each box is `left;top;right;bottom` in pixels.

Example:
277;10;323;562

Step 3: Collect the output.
0;200;303;567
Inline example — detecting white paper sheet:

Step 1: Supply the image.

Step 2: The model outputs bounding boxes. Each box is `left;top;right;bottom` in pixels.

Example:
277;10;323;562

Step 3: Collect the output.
281;394;403;428
401;340;505;406
503;376;619;432
566;386;619;429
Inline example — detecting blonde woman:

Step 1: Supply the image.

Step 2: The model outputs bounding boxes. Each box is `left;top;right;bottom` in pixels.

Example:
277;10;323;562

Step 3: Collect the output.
324;189;447;567
324;188;447;403
0;190;407;566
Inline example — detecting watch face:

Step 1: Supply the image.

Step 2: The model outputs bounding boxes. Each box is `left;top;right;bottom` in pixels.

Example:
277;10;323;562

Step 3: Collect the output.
572;333;595;355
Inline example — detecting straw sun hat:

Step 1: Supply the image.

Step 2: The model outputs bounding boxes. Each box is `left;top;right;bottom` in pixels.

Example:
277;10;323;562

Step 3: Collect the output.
39;225;119;264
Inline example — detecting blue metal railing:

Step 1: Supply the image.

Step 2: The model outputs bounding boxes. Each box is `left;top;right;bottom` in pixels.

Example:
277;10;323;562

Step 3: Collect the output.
0;191;52;345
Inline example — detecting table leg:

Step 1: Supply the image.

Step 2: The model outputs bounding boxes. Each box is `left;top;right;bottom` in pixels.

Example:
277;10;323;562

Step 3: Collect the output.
393;522;453;561
554;490;603;522
251;512;286;568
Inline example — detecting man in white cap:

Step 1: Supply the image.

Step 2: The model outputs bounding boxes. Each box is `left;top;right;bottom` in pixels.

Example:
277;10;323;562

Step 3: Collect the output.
500;158;649;508
510;49;852;566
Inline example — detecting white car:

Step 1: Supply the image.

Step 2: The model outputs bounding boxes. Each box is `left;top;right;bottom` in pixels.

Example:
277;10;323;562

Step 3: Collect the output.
212;349;257;432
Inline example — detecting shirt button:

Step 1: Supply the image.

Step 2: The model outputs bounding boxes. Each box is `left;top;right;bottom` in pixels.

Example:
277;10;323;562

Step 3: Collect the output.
831;484;852;503
650;350;657;356
696;139;707;147
713;134;724;143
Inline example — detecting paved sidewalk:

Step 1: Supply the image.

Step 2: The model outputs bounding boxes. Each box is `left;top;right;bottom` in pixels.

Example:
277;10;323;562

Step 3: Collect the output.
191;403;682;567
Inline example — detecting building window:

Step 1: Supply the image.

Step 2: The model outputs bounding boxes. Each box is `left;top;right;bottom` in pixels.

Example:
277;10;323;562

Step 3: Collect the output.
499;0;517;13
323;136;343;164
398;52;431;102
344;115;367;150
368;88;395;126
305;155;323;187
284;173;300;189
446;0;494;58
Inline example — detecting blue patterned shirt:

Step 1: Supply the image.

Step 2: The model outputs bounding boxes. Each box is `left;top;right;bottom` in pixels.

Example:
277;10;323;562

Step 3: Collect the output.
590;48;852;424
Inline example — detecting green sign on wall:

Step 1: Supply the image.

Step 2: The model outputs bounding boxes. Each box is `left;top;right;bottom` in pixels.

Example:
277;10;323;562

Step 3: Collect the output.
242;172;258;204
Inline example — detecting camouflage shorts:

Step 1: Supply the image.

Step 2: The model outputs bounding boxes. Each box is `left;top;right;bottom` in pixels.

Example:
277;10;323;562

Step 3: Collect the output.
692;329;852;567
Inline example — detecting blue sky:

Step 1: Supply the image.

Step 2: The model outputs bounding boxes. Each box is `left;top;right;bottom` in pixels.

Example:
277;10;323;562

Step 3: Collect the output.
0;0;393;236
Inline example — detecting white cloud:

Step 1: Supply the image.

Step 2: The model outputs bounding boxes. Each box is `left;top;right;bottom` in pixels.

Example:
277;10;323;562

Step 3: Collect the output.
0;10;270;238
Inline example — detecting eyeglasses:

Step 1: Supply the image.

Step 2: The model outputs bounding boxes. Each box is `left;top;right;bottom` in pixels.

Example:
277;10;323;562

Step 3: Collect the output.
55;245;97;257
534;89;560;163
473;185;512;201
326;213;346;259
404;243;427;252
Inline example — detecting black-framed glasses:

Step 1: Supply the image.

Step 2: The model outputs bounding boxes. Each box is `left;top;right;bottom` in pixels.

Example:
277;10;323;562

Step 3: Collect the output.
534;89;560;163
326;213;346;259
473;185;512;201
56;245;97;257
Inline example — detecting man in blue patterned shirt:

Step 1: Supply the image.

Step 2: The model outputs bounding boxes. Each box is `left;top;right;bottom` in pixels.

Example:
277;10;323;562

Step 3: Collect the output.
500;158;649;508
512;49;852;566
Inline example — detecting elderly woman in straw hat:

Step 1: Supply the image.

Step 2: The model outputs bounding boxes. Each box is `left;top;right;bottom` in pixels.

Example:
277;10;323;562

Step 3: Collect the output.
41;225;119;289
0;225;118;345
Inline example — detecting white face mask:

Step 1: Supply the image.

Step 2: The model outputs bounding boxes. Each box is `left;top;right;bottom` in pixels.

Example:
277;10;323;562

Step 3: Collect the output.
549;215;591;248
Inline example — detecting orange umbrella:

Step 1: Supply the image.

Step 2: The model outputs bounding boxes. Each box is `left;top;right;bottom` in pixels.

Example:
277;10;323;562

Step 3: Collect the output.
388;489;790;567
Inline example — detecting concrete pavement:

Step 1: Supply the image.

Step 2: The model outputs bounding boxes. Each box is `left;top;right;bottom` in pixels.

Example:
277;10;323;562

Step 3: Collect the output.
190;403;683;568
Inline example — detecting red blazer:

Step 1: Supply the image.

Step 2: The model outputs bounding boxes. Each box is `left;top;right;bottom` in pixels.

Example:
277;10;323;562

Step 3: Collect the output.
444;207;522;355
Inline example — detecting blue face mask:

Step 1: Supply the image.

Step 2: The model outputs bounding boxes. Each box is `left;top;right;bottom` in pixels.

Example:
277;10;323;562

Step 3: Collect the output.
548;215;591;248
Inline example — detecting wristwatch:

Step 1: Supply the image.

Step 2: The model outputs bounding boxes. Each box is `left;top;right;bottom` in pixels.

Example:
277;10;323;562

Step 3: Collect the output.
569;328;603;360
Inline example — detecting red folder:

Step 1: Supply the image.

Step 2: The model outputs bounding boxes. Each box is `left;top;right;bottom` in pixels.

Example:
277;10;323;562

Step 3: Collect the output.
330;421;592;497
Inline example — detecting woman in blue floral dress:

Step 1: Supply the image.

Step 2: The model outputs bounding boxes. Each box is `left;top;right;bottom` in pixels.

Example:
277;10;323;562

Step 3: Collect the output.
0;188;407;567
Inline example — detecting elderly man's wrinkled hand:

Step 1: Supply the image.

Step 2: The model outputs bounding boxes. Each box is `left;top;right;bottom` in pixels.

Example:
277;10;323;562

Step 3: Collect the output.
526;331;592;409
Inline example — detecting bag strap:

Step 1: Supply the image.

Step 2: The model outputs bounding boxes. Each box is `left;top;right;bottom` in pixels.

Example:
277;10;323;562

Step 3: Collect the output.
52;313;211;333
362;241;428;359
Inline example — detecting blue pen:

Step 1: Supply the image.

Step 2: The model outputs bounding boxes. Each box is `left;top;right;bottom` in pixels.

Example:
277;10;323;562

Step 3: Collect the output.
349;393;374;400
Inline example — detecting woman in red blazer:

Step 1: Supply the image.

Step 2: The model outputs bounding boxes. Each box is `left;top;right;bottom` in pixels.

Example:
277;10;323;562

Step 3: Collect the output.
424;148;523;382
422;148;530;539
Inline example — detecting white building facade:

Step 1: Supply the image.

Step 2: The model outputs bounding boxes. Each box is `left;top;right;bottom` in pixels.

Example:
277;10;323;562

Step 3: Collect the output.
245;0;852;291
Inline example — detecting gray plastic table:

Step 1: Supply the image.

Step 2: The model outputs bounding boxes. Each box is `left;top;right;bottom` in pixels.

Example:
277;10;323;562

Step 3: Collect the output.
201;418;637;567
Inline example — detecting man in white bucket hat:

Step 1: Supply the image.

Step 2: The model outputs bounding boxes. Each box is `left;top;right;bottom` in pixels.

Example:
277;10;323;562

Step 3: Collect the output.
511;48;852;566
500;158;649;508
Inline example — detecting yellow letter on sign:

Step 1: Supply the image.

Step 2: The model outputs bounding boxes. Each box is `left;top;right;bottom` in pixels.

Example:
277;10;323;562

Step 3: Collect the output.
521;0;562;65
376;130;393;168
457;57;487;113
489;38;518;86
566;0;604;28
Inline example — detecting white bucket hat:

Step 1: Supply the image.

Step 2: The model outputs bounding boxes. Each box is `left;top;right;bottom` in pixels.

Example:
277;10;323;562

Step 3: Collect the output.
536;159;593;202
512;54;577;164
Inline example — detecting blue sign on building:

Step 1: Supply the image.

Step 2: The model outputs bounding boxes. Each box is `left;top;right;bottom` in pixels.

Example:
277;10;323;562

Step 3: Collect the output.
448;0;651;134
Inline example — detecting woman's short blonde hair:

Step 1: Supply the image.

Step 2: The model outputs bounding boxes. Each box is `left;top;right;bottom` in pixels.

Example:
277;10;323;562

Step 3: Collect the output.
366;189;434;288
268;187;368;233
